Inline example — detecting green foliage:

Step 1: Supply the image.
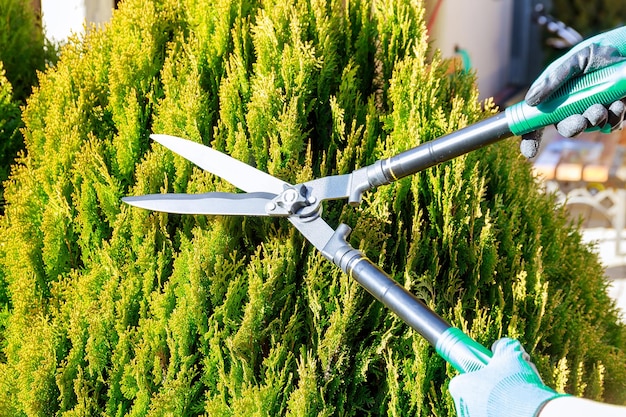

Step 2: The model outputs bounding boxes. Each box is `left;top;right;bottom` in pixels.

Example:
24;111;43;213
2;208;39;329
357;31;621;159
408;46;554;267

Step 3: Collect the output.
0;0;58;209
0;0;624;415
0;63;19;357
0;62;21;200
551;0;626;38
0;0;57;102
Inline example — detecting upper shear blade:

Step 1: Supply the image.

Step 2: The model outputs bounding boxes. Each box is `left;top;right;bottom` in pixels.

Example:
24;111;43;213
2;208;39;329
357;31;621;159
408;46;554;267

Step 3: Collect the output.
122;192;279;216
151;134;290;195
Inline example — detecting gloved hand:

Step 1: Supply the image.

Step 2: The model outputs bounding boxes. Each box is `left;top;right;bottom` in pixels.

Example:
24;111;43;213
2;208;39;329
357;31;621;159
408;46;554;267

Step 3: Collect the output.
520;26;626;158
448;338;568;417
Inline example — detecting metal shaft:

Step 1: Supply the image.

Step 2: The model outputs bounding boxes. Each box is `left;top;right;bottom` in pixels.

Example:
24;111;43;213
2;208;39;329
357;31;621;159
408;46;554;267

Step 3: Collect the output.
381;112;511;182
345;250;450;346
324;224;492;372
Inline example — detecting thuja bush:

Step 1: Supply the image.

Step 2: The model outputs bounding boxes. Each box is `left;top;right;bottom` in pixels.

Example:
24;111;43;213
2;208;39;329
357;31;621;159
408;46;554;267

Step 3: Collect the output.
0;0;56;102
0;63;21;200
0;0;624;415
0;0;58;206
0;62;18;356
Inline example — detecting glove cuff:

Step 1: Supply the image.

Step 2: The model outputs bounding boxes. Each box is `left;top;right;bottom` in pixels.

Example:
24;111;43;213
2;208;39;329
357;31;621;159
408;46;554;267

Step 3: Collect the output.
533;393;571;417
487;377;569;417
600;26;626;57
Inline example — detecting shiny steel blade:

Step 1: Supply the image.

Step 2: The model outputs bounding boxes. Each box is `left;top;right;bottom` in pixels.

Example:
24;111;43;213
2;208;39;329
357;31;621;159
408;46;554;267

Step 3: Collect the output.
288;216;335;254
151;134;289;194
122;192;280;216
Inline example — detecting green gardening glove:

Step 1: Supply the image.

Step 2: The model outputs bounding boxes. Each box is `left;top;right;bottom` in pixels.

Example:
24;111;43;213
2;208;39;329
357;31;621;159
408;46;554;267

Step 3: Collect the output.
448;338;569;417
521;26;626;158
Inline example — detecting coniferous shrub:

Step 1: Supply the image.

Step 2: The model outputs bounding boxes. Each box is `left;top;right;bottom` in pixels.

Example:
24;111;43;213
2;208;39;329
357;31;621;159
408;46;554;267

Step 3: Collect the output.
0;0;58;207
0;0;624;415
0;62;17;357
0;63;21;200
0;0;56;102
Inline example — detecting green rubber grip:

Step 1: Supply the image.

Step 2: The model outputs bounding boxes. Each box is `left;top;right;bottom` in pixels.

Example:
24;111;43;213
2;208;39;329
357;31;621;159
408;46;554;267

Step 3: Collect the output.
435;327;492;373
506;60;626;136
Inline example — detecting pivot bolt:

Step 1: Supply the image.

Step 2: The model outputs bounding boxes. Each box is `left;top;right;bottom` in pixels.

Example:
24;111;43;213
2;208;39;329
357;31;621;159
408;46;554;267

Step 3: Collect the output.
283;189;299;203
274;184;309;214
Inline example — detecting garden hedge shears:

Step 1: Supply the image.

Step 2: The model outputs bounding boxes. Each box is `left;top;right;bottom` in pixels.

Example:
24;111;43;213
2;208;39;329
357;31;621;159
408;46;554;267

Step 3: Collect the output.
124;60;626;374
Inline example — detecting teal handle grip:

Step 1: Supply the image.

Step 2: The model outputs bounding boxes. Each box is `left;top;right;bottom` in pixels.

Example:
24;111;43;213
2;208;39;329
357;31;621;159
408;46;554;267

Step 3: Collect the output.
435;327;492;373
506;60;626;136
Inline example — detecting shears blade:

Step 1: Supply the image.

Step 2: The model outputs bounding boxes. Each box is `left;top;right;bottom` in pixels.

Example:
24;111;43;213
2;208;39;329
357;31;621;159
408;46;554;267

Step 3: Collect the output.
125;134;342;253
122;192;278;216
288;216;336;255
151;134;289;195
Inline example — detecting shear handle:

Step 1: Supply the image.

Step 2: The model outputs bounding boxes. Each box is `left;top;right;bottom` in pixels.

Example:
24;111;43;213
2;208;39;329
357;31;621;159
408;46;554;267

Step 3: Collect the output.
346;113;511;204
325;224;492;373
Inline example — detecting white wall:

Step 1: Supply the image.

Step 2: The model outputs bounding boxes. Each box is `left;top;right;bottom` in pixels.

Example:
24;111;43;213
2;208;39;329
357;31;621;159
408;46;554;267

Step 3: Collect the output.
85;0;115;26
41;0;114;43
425;0;514;100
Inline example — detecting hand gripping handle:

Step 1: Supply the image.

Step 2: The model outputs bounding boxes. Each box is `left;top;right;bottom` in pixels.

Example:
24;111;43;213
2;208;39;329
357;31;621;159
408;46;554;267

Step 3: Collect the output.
351;60;626;203
507;59;626;136
324;224;492;373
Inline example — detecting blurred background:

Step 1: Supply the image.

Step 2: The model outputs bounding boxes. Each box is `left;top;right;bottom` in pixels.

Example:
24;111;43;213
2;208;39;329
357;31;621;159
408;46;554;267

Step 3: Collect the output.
18;0;626;318
38;0;120;43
